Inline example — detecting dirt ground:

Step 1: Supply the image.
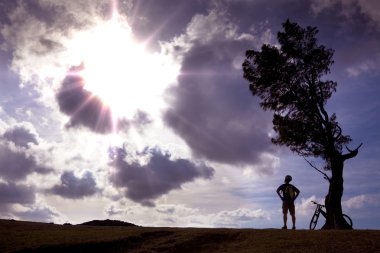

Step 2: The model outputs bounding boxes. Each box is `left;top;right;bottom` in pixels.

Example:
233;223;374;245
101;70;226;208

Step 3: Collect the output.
1;219;379;253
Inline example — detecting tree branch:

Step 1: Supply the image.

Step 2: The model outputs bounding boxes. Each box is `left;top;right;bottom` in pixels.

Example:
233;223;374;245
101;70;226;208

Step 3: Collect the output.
345;143;363;153
343;143;363;160
333;124;342;141
303;156;331;182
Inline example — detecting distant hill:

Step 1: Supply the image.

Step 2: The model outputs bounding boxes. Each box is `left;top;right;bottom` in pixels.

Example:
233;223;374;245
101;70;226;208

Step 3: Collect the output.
79;219;138;227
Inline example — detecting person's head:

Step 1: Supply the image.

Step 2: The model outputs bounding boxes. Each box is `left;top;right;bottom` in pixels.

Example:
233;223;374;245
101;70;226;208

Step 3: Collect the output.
285;175;292;183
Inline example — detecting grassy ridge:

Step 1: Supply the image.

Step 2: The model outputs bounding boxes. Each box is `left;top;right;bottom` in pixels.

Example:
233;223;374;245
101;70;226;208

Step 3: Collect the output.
1;219;379;253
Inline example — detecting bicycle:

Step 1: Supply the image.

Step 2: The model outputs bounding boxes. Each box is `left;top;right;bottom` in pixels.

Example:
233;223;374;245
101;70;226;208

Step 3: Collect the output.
309;201;353;230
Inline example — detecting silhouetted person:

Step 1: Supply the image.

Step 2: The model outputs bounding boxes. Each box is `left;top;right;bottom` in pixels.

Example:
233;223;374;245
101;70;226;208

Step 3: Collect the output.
276;175;300;229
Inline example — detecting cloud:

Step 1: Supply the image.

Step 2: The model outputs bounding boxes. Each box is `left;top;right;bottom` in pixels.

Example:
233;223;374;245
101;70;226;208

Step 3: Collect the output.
343;194;374;209
210;208;269;227
0;0;113;53
109;147;215;206
131;110;153;133
356;0;380;25
152;204;270;228
56;64;128;134
2;124;38;148
126;0;208;46
0;140;51;181
0;182;35;205
0;1;68;87
311;0;341;14
15;205;59;223
311;0;380;28
104;205;124;216
296;195;321;217
163;9;274;166
308;0;380;80
0;0;128;108
0;182;60;224
156;205;176;214
48;170;98;199
346;58;380;77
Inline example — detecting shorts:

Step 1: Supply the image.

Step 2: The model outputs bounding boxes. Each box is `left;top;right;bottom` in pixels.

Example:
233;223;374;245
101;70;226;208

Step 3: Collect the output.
282;201;295;215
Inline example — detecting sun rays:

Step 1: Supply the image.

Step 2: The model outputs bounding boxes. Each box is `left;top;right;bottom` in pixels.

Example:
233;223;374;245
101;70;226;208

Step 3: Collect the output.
65;3;180;132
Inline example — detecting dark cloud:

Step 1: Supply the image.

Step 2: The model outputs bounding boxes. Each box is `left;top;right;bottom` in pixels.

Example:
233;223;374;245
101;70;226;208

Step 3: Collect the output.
0;182;35;205
33;37;64;55
56;65;127;134
205;1;380;78
0;182;37;219
306;1;380;79
15;206;59;222
109;147;214;206
131;110;153;133
132;110;153;126
0;1;17;25
156;206;175;214
49;171;98;199
128;0;209;48
164;39;273;166
2;125;38;148
0;142;51;181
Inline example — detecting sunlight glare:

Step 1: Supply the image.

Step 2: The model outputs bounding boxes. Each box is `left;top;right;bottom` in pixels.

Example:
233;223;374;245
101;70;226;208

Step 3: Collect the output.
66;10;179;122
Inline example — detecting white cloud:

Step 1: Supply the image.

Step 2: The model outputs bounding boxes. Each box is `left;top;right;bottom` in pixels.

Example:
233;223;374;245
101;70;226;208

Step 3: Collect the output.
346;57;380;77
104;204;126;217
209;208;270;227
149;204;270;228
160;7;261;63
343;194;374;209
296;195;322;217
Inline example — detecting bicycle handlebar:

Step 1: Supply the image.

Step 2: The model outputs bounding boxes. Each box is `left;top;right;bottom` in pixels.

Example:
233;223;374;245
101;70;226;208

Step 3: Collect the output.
311;201;325;207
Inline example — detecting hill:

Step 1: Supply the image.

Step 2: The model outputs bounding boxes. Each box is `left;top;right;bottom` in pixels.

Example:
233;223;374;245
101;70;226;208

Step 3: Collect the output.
1;219;379;252
79;219;138;227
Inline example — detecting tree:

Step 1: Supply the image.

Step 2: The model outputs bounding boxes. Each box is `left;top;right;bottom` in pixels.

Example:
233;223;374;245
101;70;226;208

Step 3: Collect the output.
242;20;362;229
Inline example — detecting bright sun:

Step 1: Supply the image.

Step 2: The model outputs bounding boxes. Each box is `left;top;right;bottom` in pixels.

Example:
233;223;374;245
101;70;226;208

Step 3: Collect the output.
67;8;179;122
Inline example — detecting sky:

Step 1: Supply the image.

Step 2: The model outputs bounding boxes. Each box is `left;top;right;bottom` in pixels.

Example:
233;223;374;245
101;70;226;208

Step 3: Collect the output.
0;0;379;230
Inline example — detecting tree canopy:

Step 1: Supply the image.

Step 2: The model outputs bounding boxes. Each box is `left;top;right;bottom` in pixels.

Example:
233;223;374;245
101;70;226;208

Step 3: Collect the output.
243;19;351;169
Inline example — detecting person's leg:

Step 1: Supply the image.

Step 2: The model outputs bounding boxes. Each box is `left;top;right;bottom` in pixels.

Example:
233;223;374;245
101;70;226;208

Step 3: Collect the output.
283;213;287;228
290;203;296;229
282;202;288;229
291;214;296;228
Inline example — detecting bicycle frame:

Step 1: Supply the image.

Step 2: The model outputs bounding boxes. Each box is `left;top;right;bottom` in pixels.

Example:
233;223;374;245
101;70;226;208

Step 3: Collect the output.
310;201;352;230
313;202;327;218
310;201;325;230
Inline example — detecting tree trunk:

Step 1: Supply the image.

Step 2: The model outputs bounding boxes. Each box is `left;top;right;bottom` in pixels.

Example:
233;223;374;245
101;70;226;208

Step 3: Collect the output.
322;155;352;229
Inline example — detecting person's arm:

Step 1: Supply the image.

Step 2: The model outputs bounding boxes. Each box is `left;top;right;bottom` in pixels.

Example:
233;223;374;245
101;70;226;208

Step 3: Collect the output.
293;186;300;200
276;186;283;200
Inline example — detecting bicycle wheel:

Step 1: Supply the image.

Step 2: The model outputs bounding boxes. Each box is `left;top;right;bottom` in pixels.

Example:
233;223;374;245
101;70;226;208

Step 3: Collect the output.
343;214;353;228
309;213;319;230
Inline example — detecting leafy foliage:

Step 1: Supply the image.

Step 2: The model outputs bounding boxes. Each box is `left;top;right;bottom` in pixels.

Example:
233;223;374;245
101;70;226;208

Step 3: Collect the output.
243;20;351;166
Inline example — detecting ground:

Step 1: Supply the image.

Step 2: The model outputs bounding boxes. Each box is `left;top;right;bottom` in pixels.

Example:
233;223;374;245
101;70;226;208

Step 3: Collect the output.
1;219;379;252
